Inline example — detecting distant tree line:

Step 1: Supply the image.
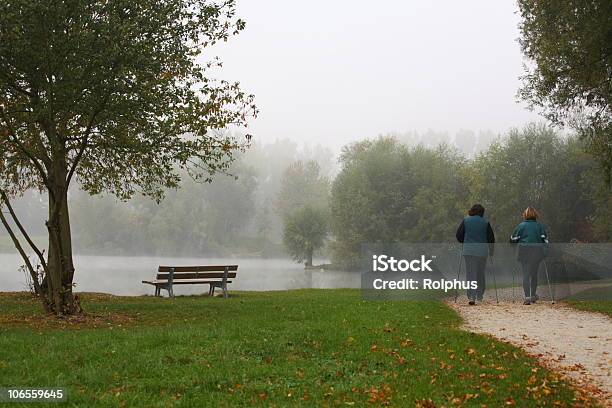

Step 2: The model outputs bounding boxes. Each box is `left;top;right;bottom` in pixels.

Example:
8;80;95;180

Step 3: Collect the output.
1;140;336;257
4;125;610;268
329;124;611;269
68;141;335;256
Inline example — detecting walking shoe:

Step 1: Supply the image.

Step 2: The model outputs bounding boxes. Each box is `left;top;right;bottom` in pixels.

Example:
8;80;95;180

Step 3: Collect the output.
532;294;539;303
468;300;476;306
523;299;531;305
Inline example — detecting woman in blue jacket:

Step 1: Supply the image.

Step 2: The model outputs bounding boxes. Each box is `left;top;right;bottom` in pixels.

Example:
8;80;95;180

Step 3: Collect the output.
510;207;548;305
456;204;495;305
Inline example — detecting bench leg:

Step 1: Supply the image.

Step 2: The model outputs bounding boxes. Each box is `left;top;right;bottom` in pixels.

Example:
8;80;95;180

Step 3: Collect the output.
155;286;160;297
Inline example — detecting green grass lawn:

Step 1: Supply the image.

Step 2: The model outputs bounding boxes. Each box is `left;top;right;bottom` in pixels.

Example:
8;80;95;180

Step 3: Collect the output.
565;300;612;317
0;290;592;407
562;284;612;317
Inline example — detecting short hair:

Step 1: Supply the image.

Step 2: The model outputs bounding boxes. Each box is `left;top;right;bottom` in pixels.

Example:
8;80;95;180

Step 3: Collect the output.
523;206;539;220
468;204;485;217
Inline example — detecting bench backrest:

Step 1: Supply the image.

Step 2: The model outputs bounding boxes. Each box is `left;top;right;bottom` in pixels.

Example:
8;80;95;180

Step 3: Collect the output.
157;265;238;283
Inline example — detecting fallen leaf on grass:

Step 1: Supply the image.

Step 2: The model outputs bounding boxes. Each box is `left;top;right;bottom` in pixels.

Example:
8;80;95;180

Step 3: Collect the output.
365;384;392;404
400;338;413;348
415;398;436;408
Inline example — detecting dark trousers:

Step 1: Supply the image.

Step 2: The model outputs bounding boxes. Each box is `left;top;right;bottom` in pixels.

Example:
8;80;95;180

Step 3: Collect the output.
464;255;486;300
521;259;541;299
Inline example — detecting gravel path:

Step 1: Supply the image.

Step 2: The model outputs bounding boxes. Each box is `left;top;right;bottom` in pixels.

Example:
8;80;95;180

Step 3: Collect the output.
448;296;612;406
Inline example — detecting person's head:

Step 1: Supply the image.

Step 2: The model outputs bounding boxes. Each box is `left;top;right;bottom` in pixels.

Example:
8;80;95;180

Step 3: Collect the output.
522;206;539;220
468;204;485;217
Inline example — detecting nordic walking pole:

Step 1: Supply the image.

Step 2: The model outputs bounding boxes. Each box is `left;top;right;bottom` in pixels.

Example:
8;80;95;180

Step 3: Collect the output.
489;256;499;304
543;260;555;304
454;245;463;303
512;265;517;303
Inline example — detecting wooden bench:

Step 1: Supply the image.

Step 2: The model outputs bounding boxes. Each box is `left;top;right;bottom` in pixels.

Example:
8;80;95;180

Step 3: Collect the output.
142;265;238;298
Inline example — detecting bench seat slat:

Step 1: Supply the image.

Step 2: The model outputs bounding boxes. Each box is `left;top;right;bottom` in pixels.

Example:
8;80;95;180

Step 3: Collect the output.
143;279;233;285
155;272;237;280
158;265;238;273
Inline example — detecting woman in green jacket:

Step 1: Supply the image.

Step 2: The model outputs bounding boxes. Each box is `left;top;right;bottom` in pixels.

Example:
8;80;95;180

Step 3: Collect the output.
510;207;548;305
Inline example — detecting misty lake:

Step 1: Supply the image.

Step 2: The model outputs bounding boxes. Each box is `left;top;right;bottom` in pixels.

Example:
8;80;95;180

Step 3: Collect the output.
0;254;359;295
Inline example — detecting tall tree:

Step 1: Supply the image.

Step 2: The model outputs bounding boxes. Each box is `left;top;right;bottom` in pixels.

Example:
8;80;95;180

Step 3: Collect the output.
517;0;612;181
330;137;467;269
283;205;328;267
0;0;256;314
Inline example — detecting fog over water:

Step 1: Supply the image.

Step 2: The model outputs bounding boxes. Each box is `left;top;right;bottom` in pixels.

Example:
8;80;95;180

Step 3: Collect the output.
0;255;359;295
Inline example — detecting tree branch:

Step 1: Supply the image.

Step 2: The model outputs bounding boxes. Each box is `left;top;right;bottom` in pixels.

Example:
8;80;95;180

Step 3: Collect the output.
66;96;110;186
0;189;50;277
0;106;53;192
0;203;45;304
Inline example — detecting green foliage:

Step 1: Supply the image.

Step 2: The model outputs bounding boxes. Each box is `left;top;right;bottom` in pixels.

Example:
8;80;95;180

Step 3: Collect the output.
61;142;337;257
0;141;336;257
330;138;467;269
517;0;612;180
282;206;328;266
277;159;331;264
402;145;469;242
330;126;610;268
0;291;580;406
330;137;410;268
581;166;612;241
70;160;258;255
466;124;596;241
276;160;330;219
0;0;256;312
0;0;256;200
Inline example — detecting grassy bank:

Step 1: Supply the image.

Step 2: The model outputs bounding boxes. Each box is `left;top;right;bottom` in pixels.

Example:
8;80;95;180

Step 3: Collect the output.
0;290;589;407
565;300;612;317
564;284;612;317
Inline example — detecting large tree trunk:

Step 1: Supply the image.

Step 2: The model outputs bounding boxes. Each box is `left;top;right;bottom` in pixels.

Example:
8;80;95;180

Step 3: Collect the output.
44;160;79;315
305;248;313;267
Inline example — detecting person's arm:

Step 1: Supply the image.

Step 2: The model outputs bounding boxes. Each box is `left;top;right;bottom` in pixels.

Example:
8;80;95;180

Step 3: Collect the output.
487;223;495;243
456;220;465;243
540;224;549;243
539;223;550;256
487;222;495;256
510;224;522;243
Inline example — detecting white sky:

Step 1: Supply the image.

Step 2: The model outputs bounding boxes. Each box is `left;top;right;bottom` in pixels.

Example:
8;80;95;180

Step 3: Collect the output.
210;0;541;150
